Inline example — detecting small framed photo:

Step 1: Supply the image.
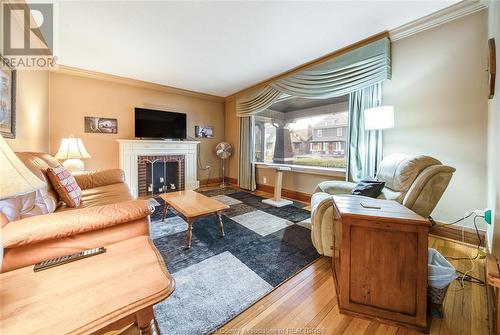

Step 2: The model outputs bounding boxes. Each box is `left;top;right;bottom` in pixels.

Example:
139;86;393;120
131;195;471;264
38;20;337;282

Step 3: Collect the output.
195;126;214;138
85;117;118;134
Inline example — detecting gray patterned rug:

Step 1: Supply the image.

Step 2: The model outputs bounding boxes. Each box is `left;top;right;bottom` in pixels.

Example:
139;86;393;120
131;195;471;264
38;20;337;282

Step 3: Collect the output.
150;188;319;334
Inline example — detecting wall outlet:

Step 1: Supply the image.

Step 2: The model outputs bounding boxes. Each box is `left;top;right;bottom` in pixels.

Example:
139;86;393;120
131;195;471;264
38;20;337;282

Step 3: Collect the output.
475;208;493;225
263;177;267;184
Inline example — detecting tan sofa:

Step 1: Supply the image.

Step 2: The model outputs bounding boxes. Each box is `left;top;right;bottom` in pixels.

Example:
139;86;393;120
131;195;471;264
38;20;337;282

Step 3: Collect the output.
310;154;455;256
1;152;153;272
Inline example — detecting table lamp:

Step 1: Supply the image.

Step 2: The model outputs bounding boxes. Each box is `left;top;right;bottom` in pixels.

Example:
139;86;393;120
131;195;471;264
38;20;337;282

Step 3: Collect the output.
54;135;91;173
0;135;45;271
364;106;395;130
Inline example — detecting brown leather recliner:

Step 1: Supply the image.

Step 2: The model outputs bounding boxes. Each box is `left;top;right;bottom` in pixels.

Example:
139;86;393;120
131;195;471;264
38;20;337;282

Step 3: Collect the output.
0;152;153;272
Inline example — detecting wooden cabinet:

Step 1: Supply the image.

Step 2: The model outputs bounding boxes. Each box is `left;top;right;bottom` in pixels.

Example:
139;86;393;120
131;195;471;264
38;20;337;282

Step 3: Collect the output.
331;195;430;333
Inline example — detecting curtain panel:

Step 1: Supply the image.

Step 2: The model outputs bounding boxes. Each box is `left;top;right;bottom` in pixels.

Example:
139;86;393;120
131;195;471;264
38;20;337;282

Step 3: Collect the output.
238;116;256;190
236;37;390;116
347;82;382;182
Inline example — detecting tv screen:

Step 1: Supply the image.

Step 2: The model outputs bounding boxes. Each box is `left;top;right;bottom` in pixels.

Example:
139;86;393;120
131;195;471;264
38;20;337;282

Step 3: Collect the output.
135;108;187;139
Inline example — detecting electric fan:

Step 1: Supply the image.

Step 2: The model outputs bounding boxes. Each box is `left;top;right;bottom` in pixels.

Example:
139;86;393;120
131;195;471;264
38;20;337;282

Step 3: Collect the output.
216;142;232;188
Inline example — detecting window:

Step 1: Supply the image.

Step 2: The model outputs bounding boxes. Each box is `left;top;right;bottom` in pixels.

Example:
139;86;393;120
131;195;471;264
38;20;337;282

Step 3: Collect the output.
253;95;348;169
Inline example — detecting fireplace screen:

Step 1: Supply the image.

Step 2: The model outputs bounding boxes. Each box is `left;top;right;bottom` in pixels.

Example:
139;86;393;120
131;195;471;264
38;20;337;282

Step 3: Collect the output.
138;155;185;196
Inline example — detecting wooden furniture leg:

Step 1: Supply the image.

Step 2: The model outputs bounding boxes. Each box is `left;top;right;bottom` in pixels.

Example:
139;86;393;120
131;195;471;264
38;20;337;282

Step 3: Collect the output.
216;211;225;237
185;219;193;249
161;205;169;222
135;305;156;335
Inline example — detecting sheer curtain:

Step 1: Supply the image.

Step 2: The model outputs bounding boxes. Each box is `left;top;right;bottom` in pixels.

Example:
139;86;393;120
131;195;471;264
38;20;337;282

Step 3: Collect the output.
347;82;382;181
238;116;256;190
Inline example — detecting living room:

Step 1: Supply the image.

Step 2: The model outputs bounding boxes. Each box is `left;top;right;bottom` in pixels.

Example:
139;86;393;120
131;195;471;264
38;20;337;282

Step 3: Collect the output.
1;1;499;334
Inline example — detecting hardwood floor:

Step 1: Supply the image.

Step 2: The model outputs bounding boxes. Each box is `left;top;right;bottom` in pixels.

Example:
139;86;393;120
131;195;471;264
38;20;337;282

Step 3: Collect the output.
200;185;489;334
214;237;488;335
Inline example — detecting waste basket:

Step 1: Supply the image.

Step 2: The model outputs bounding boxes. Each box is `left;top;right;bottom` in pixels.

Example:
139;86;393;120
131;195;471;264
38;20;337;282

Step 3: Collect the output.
428;248;457;318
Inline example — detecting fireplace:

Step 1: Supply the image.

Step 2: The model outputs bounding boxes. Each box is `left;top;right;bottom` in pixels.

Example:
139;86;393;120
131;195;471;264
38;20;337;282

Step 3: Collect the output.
117;139;199;198
137;155;185;197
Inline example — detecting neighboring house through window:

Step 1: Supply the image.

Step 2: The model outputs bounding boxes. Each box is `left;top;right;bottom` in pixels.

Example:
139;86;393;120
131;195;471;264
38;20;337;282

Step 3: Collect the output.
253;95;348;170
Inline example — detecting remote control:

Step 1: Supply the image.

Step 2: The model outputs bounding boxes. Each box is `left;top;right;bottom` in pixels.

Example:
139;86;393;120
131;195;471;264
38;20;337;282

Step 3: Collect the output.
33;247;106;272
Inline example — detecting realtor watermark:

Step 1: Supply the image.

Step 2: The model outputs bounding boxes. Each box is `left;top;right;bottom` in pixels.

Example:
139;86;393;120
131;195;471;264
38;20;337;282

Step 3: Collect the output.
2;2;57;69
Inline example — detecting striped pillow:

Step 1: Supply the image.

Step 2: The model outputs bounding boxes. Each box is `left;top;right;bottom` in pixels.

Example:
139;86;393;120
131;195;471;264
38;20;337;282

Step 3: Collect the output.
46;165;82;207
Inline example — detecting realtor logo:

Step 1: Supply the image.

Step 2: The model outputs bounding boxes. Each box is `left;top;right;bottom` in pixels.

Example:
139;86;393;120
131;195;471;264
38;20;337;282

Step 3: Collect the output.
3;3;53;56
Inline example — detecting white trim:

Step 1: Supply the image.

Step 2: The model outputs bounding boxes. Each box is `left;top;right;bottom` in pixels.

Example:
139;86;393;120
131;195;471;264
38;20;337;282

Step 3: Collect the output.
389;0;488;41
254;162;346;178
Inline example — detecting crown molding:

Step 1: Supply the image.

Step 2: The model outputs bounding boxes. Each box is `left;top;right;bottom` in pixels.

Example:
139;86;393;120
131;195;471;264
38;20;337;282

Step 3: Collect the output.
49;65;225;103
389;0;488;41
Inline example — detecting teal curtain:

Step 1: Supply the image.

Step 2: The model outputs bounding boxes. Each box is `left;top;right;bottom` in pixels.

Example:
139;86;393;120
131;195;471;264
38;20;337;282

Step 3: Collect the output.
237;37;390;116
347;82;382;181
238;116;256;190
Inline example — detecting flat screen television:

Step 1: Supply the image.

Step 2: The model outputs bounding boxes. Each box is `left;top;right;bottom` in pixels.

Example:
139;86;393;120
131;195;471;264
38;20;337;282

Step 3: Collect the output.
135;108;187;139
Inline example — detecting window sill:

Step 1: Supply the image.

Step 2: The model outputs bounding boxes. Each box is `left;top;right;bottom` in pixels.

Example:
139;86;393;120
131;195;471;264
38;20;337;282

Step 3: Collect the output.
254;162;346;178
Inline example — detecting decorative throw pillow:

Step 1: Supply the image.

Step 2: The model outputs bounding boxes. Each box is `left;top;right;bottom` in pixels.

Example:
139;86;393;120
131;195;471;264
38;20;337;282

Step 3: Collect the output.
46;165;82;207
351;178;385;198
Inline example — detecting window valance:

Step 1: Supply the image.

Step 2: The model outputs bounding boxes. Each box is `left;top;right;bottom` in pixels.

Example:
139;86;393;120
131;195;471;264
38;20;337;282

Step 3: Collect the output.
236;37;391;117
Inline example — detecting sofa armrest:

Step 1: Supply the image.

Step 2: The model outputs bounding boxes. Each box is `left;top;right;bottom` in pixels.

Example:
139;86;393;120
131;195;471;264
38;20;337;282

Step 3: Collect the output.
2;200;154;249
74;169;125;190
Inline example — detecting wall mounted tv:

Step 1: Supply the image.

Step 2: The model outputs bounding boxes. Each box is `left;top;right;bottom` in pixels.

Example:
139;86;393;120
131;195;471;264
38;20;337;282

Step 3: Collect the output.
134;108;187;140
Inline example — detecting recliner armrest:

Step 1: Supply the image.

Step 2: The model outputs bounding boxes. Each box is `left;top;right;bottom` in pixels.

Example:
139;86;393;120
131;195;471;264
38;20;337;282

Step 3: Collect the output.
314;180;357;195
2;200;154;249
74;169;125;190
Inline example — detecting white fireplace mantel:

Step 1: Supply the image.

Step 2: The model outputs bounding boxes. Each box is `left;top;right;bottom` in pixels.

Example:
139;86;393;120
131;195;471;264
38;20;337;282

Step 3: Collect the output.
117;139;200;197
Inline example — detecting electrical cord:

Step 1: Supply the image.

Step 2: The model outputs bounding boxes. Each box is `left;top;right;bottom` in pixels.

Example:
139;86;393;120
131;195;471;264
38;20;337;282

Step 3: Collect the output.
431;211;486;287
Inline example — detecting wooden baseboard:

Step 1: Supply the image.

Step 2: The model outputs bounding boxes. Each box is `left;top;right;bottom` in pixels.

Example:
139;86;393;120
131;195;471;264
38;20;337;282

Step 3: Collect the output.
430;223;486;248
226;177;238;185
199;177;239;187
255;183;311;203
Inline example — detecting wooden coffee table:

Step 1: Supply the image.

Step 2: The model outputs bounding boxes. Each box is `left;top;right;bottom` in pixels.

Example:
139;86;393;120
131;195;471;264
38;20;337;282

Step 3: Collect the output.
160;190;230;249
0;236;175;335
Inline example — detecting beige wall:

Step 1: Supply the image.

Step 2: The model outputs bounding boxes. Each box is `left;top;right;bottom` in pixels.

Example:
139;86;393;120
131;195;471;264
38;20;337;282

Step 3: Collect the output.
384;10;488;228
487;1;500;253
5;70;50;153
49;72;225;180
225;11;489;229
1;2;50;152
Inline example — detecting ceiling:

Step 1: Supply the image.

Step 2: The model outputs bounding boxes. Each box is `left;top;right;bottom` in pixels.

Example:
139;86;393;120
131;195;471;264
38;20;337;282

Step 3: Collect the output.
53;1;459;97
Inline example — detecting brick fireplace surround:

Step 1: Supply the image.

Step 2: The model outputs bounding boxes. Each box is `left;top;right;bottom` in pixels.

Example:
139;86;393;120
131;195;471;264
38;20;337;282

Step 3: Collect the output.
117;140;200;198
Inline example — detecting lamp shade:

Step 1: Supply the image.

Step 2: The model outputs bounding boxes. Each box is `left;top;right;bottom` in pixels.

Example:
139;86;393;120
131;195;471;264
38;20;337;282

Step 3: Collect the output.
0;135;45;200
364;106;395;130
54;136;91;160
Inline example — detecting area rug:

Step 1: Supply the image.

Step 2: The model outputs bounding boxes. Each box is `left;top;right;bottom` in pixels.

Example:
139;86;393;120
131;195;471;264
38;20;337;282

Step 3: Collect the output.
150;188;319;334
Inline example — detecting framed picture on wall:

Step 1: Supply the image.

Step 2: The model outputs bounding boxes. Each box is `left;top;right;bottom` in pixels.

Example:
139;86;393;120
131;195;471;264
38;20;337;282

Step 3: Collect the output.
85;117;118;134
0;55;16;138
195;126;214;138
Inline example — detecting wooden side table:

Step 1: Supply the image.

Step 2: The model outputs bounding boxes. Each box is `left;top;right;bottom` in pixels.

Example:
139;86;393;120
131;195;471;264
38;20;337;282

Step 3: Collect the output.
0;236;175;335
331;195;430;333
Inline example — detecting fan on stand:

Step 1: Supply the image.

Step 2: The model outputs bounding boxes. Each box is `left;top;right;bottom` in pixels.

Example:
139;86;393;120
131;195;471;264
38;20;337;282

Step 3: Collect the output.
216;142;232;188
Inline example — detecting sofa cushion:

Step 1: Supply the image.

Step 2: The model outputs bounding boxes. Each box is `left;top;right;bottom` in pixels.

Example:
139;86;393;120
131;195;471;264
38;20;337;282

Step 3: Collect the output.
46;165;82;207
56;182;134;212
376;154;441;192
